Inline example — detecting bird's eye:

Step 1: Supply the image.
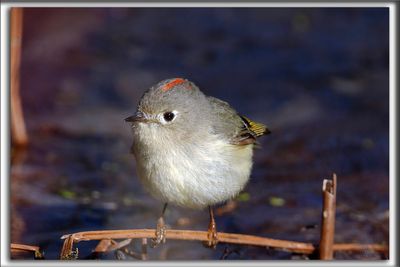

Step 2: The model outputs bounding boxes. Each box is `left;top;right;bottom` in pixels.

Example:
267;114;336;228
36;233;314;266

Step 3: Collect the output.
163;111;175;122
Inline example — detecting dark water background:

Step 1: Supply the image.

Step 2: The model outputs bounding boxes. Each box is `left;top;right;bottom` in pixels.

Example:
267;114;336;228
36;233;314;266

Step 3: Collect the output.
11;8;389;260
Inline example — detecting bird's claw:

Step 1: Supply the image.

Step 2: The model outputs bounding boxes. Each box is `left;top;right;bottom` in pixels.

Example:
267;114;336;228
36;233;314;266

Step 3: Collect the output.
151;217;166;248
204;220;218;249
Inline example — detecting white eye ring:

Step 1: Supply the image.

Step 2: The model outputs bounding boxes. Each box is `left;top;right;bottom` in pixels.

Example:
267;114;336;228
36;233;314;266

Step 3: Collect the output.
159;110;178;124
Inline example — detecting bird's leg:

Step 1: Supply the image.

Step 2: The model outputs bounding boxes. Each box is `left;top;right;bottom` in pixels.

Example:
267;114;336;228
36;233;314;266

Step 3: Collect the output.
151;203;168;248
206;206;218;248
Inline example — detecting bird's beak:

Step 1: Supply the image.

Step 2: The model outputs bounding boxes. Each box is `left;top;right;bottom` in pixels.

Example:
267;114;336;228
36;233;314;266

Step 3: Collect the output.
125;111;146;123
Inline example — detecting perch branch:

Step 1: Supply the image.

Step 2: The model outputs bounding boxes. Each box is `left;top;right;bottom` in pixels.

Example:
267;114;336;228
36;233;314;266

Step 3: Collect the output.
59;228;388;260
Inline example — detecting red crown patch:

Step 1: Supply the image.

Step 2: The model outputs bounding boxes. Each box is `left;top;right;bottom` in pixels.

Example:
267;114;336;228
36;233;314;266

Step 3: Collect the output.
161;78;186;92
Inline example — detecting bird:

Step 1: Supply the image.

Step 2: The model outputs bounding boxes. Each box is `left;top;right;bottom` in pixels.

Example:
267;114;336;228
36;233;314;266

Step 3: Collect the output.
125;78;270;248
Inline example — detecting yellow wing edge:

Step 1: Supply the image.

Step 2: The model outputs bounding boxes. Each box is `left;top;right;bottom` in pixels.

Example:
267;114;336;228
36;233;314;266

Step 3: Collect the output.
240;116;271;137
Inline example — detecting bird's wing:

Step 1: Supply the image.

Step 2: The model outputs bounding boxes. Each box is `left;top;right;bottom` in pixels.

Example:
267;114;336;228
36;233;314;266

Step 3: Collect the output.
207;97;270;146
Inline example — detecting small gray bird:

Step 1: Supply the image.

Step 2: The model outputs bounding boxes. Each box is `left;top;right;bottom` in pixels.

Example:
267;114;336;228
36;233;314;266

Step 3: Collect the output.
125;78;270;248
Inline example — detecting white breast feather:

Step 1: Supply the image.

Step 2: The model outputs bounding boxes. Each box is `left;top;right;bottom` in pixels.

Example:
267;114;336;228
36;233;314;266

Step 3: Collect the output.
132;123;253;209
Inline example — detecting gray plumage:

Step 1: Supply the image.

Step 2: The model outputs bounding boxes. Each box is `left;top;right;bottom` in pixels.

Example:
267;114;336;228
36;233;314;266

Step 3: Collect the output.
127;78;269;209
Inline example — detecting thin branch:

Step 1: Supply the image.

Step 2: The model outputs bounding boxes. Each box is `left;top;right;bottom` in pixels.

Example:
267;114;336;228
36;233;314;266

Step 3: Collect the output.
109;239;132;252
11;243;43;259
60;235;78;260
59;228;388;260
11;243;40;252
93;239;113;253
11;7;28;146
319;173;337;259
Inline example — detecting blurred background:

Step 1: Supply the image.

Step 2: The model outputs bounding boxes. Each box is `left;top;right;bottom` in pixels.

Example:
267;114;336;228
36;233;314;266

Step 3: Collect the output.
10;8;389;260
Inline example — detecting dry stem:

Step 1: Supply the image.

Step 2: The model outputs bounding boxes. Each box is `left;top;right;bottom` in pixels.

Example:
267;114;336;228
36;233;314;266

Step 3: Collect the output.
59;228;388;260
11;243;43;259
319;173;337;259
11;7;28;146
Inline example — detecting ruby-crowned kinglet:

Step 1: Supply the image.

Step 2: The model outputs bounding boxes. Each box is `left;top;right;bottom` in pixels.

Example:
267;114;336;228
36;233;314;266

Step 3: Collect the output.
125;78;270;248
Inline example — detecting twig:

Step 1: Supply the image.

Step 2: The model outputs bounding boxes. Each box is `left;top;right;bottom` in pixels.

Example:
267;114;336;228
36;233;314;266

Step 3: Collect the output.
94;238;132;253
11;7;28;146
59;228;388;260
11;243;40;253
11;243;43;259
93;239;113;253
110;239;132;251
60;235;78;260
95;238;147;260
319;173;337;259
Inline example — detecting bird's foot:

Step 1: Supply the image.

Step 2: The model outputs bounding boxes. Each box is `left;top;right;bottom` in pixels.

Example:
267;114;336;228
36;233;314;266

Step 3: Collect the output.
203;219;218;249
151;216;166;248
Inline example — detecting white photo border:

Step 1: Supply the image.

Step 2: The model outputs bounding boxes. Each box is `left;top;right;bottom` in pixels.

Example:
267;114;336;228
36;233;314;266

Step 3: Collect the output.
1;1;397;267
